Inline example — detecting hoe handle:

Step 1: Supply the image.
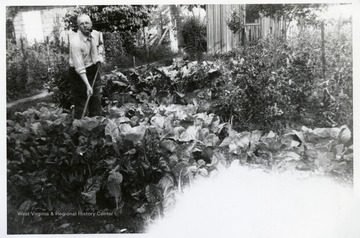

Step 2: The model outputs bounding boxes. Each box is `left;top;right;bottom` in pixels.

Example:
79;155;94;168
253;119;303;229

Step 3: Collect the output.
81;64;101;119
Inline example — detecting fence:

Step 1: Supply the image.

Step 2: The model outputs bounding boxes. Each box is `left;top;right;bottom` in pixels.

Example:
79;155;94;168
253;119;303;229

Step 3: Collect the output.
206;4;286;54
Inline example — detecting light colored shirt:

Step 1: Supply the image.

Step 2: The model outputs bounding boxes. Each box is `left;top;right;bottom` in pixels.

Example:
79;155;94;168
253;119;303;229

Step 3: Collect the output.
69;30;104;74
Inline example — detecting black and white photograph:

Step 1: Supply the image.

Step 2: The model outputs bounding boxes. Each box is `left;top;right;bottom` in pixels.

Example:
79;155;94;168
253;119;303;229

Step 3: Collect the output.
4;1;360;237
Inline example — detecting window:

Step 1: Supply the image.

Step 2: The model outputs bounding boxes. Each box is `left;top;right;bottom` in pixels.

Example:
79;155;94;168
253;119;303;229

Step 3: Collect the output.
245;5;260;24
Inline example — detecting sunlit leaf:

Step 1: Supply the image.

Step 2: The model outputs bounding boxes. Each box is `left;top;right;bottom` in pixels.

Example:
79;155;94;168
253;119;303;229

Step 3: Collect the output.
18;200;37;213
105;120;120;142
210;115;222;133
332;161;348;175
315;152;335;173
338;125;351;143
82;176;102;204
219;137;233;147
233;132;251;149
197;128;209;141
203;134;220;147
277;151;301;161
123;125;146;145
145;184;162;204
160;139;178;153
151;114;165;129
30;122;47;136
179;125;198;142
107;166;123;209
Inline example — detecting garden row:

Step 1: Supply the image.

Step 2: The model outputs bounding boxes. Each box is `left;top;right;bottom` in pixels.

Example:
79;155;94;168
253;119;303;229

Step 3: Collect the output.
8;24;353;233
7;97;353;233
94;35;352;133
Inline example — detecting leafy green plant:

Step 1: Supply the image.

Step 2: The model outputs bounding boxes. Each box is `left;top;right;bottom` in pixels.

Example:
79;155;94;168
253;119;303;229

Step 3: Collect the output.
7;101;353;233
6;41;28;101
46;53;72;109
287;18;352;129
209;36;314;132
6;40;49;101
180;16;207;60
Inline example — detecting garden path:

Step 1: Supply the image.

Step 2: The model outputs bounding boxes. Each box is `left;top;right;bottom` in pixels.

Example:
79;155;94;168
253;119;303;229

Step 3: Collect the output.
7;90;53;108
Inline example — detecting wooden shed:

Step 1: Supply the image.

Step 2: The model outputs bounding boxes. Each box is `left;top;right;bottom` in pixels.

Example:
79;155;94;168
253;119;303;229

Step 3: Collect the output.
206;4;287;54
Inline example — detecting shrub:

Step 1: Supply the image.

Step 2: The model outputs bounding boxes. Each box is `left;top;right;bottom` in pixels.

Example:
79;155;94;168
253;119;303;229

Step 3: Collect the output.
180;16;207;61
6;41;28;101
287;20;352;129
46;53;73;109
210;18;352;132
6;40;49;101
210;36;314;132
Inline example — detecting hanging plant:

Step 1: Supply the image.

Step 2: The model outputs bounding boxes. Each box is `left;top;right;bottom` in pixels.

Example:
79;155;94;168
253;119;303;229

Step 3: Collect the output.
226;7;245;34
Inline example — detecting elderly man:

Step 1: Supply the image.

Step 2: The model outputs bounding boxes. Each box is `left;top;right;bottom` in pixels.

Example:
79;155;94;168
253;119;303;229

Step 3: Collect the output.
69;14;104;119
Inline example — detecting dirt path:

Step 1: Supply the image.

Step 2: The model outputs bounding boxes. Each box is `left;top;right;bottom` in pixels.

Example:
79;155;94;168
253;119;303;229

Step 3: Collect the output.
7;90;53;108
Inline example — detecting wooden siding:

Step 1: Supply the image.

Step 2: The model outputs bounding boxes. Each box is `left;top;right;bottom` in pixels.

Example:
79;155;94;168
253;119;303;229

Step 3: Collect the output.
207;4;286;53
207;4;243;54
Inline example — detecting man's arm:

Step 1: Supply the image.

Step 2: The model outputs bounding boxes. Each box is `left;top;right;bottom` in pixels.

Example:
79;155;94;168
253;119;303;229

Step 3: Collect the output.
79;73;93;96
70;41;93;96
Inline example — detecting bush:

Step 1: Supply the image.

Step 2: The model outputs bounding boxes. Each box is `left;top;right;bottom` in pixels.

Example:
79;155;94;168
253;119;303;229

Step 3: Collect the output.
209;19;352;132
46;53;73;109
103;31;177;71
6;42;28;101
287;20;352;129
6;40;49;101
180;16;207;61
210;36;314;132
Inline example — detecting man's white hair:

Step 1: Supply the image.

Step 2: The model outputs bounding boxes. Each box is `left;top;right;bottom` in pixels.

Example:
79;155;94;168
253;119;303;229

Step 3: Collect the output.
77;14;92;25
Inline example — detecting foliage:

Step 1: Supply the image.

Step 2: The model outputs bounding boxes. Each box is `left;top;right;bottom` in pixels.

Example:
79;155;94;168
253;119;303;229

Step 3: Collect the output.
46;53;73;109
64;5;155;67
209;36;316;131
7;101;353;233
102;25;351;132
64;5;154;33
226;4;328;35
6;40;49;101
102;31;176;71
179;16;207;60
180;4;206;12
101;60;218;110
7;15;70;102
250;4;328;24
226;7;245;34
102;31;127;70
287;19;352;129
6;41;28;100
63;5;176;71
7;22;353;231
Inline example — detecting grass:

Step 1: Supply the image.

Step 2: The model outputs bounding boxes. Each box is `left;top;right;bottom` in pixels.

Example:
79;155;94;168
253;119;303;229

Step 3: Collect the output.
7;95;54;120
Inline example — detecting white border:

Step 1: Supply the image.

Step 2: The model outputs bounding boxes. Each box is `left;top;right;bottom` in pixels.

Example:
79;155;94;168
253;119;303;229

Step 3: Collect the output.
2;1;359;238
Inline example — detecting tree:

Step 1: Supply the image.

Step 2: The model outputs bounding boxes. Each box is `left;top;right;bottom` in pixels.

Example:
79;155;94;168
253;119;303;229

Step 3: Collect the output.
250;4;328;33
64;5;154;33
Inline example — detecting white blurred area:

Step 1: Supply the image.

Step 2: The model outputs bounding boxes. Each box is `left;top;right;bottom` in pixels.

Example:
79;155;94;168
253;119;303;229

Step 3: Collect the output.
22;11;44;45
146;163;360;238
320;3;352;19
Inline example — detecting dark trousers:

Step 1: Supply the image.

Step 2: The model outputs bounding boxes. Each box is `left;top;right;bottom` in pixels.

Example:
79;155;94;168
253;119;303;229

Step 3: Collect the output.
69;64;102;119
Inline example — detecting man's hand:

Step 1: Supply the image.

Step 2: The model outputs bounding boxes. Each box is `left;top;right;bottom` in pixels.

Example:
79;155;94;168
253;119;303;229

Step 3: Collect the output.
79;73;93;97
86;85;93;96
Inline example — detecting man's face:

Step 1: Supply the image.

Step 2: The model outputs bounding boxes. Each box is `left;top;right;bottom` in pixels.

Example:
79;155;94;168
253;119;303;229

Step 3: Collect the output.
78;16;92;36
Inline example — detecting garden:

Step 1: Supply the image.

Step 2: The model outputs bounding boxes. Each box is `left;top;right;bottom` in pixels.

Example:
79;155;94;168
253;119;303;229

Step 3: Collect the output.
6;4;353;235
